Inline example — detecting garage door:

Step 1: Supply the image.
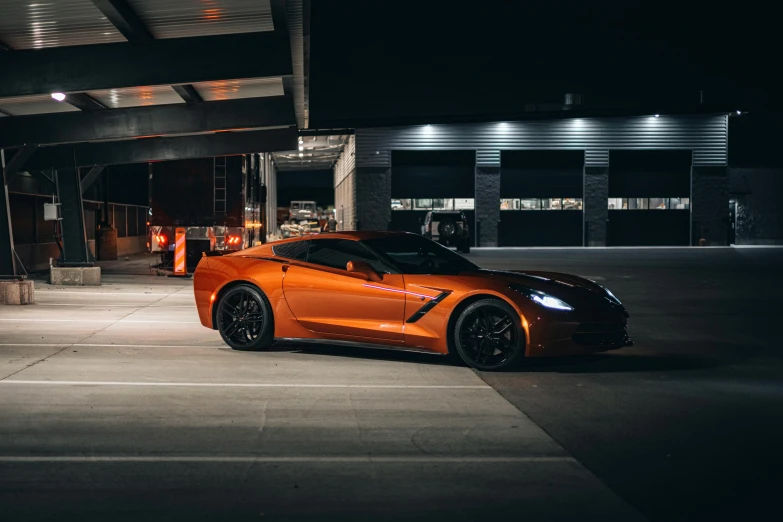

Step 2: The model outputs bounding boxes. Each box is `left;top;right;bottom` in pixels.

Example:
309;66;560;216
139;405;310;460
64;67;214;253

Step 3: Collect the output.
499;151;584;246
390;151;475;244
608;150;691;246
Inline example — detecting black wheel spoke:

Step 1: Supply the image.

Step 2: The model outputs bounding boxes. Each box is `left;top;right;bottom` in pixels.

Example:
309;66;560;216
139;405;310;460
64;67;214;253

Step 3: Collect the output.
245;313;264;323
223;320;243;341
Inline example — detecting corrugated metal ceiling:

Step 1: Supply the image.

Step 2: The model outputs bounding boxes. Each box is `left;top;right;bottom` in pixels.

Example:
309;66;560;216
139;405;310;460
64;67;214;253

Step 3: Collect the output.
126;0;273;39
87;85;184;108
0;0;127;49
0;94;81;116
274;135;348;171
192;77;284;102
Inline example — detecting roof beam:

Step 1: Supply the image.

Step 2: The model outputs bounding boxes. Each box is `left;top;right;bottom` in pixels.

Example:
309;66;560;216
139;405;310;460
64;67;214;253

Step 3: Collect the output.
25;128;298;171
80;165;105;194
90;0;154;43
64;93;108;111
270;0;289;33
3;145;38;178
171;84;204;104
0;96;296;148
0;31;292;98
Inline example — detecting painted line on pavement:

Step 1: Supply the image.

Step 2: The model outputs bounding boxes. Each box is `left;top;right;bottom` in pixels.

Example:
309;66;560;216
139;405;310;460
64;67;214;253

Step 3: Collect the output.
31;304;195;308
34;291;181;296
0;380;491;390
0;344;220;348
0;319;200;324
0;455;574;464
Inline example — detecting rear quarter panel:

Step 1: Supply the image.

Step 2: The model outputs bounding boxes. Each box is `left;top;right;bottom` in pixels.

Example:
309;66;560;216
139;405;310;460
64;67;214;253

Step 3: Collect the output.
193;255;287;329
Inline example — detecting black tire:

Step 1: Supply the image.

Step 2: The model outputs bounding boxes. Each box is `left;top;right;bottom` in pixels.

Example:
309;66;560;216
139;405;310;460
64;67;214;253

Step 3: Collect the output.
216;284;274;351
453;299;524;371
438;219;457;240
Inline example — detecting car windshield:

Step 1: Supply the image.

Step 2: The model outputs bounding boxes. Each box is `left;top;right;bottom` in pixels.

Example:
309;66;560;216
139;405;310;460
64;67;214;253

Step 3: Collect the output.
363;235;480;275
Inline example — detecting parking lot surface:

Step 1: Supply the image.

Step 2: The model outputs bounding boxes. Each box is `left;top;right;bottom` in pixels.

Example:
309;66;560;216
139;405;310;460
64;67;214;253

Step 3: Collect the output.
1;247;781;521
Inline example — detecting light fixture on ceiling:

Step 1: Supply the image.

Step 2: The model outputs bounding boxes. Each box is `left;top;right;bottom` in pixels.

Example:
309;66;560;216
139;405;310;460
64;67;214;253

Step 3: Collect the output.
736;110;741;115
51;92;66;102
654;114;660;118
298;136;303;144
299;152;303;157
298;145;303;151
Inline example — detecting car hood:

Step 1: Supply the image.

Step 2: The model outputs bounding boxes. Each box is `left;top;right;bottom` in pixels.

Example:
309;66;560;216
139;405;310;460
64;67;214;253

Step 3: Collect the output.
470;269;627;316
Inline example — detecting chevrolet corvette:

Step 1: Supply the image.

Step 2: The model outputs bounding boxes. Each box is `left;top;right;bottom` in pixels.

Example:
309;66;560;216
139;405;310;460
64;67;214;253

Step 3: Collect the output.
194;231;631;370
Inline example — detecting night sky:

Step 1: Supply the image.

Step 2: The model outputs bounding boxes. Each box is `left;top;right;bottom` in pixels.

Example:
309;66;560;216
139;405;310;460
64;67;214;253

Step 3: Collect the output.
310;1;777;131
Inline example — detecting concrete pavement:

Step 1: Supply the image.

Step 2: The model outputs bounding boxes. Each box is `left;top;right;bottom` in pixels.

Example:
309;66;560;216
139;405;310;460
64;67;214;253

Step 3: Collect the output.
0;273;643;521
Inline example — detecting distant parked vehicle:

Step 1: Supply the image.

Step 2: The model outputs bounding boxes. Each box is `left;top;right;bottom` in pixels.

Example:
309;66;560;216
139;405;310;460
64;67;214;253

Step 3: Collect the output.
421;210;471;253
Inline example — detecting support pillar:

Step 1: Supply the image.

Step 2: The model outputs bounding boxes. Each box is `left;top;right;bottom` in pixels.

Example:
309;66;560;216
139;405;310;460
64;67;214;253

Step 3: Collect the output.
355;166;391;231
475;166;500;246
0;149;18;277
692;166;729;246
55;167;92;266
584;166;609;246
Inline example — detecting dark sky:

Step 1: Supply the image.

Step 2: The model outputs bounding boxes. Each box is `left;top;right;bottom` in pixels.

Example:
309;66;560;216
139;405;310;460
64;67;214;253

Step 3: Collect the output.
310;1;776;128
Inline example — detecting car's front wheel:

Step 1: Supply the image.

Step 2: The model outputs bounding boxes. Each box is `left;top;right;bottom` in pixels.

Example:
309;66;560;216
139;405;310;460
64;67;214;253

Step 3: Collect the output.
453;299;524;370
216;284;274;351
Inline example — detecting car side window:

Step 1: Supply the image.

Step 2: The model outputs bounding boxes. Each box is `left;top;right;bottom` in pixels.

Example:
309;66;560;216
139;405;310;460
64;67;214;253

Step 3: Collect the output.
272;241;309;261
306;239;395;274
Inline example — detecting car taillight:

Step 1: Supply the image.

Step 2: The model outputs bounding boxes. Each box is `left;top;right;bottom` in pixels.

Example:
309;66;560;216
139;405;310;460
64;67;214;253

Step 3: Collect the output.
227;235;241;246
154;234;168;246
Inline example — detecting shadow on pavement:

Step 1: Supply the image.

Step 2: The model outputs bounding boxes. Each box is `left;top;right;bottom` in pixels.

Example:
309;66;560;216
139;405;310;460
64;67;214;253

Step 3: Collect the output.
269;341;455;367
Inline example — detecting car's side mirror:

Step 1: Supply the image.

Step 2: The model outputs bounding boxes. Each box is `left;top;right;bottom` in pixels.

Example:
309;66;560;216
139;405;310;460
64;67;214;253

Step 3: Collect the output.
346;260;383;282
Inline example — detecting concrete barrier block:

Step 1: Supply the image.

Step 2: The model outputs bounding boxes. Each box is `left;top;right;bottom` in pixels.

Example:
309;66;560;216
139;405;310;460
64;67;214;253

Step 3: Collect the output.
50;267;101;286
0;280;35;305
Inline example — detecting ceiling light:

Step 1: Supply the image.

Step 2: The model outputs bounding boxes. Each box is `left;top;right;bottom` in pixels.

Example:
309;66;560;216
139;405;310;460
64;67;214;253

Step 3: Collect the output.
298;137;303;144
299;152;303;157
736;110;741;115
654;114;660;118
298;145;303;151
51;92;66;102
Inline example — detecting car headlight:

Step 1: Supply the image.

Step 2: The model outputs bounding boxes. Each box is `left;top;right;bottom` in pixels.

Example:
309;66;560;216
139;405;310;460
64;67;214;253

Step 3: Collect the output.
604;287;622;305
509;284;574;311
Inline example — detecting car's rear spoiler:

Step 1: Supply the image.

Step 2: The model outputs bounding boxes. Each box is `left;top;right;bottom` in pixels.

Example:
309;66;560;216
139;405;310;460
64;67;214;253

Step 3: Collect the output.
202;250;226;257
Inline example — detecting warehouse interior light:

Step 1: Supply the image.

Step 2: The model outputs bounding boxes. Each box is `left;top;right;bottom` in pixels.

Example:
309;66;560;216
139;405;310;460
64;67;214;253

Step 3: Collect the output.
298;145;304;151
51;92;66;102
299;152;303;157
654;114;660;118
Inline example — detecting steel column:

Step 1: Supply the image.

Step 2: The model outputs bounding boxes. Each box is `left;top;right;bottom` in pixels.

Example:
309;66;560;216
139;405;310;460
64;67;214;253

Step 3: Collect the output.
55;168;92;266
0;150;17;276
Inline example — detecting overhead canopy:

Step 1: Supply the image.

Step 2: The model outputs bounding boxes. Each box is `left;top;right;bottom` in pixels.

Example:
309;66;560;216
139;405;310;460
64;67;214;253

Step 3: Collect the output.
0;0;310;170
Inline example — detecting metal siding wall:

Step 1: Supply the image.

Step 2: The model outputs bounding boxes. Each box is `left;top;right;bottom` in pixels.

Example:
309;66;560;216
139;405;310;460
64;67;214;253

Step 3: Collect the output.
334;135;356;231
263;153;278;241
356;115;728;168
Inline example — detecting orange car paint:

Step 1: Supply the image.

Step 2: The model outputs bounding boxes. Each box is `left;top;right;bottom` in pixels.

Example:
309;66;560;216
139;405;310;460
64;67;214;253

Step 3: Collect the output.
194;232;627;358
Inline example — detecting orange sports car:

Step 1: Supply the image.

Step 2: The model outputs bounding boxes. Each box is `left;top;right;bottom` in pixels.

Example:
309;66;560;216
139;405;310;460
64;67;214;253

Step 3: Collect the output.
194;231;631;370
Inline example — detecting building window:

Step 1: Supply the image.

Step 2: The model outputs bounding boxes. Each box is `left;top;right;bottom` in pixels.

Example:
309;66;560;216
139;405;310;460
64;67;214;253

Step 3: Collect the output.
608;198;690;210
393;198;474;210
500;198;582;210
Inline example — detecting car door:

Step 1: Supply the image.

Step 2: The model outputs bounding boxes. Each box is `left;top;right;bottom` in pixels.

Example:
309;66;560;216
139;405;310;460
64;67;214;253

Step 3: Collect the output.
282;238;406;341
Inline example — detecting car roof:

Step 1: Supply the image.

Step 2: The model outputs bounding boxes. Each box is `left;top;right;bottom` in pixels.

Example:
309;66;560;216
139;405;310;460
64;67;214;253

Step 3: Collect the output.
237;231;418;257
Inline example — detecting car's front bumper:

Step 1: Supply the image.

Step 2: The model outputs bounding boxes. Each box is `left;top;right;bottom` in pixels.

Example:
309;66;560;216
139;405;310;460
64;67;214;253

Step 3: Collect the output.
525;317;633;357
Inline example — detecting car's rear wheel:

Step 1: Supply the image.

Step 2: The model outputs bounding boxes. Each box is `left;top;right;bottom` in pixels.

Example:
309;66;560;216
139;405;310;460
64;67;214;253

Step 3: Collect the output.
454;299;524;370
216;284;274;351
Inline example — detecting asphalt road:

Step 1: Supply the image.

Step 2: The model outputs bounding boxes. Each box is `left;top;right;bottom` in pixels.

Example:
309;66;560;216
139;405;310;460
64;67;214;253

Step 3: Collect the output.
468;247;783;522
1;248;781;521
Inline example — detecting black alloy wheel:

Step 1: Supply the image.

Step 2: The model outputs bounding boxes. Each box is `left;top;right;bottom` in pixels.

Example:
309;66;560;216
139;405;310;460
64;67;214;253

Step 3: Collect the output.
216;284;273;351
454;299;524;370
